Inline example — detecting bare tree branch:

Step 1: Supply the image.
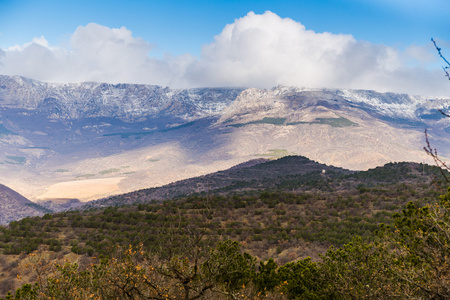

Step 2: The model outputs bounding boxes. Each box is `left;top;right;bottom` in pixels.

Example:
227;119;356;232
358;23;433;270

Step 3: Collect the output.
432;38;450;81
423;129;450;184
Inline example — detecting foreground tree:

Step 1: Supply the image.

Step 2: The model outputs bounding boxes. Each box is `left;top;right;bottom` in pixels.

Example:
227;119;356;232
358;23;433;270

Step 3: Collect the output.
318;191;450;299
5;190;450;299
8;240;257;300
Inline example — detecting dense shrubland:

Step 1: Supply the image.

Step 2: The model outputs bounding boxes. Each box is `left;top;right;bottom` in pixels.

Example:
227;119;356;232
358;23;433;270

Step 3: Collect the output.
3;188;450;299
0;161;448;298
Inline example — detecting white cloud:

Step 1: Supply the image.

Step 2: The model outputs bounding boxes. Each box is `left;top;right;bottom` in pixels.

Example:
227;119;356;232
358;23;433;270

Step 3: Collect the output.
185;11;450;96
0;23;185;86
186;12;357;88
0;12;449;96
7;36;50;51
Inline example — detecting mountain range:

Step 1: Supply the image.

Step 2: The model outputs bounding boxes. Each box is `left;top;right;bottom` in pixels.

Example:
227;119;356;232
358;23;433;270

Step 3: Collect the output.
1;74;450;204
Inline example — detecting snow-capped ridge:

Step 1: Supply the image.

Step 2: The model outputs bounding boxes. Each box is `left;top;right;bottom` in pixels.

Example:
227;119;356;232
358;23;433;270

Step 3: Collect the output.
0;75;244;121
2;75;450;125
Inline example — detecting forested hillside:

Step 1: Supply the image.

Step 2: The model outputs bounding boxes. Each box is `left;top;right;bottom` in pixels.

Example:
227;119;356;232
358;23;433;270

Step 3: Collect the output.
86;155;438;208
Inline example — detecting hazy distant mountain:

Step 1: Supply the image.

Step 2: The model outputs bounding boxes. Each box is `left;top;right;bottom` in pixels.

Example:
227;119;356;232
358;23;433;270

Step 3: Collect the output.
0;184;50;224
1;75;449;203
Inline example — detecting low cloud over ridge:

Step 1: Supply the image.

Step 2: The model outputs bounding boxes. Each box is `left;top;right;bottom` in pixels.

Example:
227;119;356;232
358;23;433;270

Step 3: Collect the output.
0;11;448;96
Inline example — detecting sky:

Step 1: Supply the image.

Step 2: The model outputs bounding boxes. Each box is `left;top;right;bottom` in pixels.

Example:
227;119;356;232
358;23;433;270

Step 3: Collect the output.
0;0;449;96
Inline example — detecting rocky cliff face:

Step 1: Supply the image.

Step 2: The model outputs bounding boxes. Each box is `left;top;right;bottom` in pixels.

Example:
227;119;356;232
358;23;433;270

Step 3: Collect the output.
1;75;450;204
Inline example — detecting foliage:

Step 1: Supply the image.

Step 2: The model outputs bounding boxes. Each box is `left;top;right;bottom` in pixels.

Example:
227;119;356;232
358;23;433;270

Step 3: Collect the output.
317;190;450;299
6;240;261;300
378;191;450;298
0;158;449;298
203;240;255;297
2;189;450;299
276;258;324;299
0;162;444;262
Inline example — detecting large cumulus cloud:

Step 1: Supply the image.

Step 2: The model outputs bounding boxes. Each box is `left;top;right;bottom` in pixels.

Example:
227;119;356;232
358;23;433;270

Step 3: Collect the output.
185;11;449;96
0;11;449;96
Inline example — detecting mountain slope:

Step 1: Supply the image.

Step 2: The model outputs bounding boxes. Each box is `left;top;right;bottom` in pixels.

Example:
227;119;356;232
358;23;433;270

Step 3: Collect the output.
0;184;50;224
84;155;442;210
82;155;350;208
1;75;449;202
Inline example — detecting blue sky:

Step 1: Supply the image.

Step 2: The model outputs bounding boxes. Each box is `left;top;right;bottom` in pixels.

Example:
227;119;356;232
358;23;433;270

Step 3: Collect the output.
1;0;449;96
1;0;449;55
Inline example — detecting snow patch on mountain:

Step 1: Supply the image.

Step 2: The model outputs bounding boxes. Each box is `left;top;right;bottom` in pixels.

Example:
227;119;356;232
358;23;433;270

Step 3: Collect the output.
339;89;424;119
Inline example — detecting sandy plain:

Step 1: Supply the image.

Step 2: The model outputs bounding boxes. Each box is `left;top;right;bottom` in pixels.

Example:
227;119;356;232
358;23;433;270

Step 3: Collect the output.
37;177;125;202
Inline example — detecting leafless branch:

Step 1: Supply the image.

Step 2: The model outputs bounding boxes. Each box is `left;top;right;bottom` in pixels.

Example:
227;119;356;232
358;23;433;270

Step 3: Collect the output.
432;38;450;81
423;129;450;183
437;109;450;118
